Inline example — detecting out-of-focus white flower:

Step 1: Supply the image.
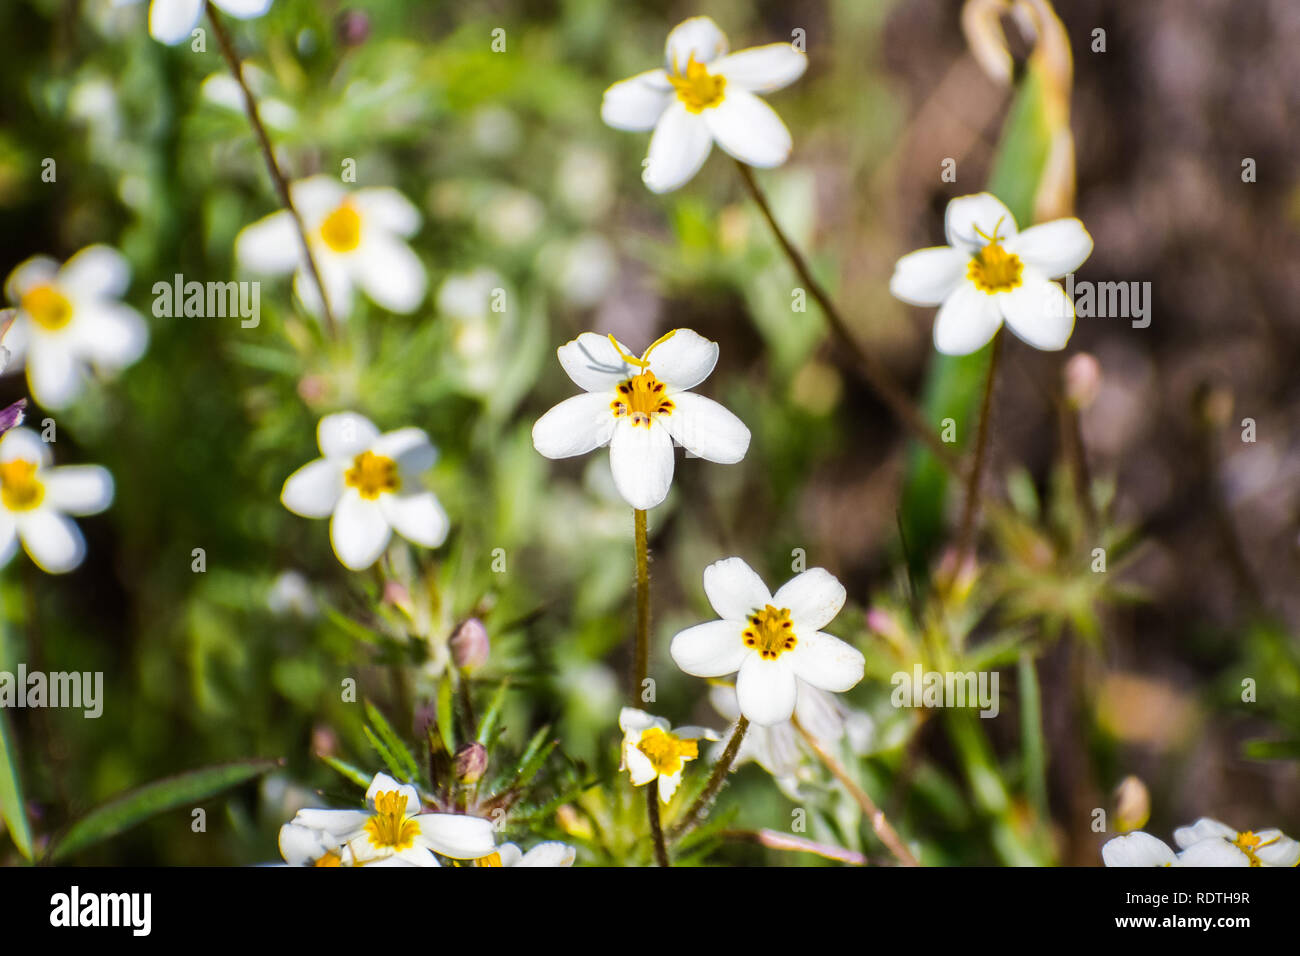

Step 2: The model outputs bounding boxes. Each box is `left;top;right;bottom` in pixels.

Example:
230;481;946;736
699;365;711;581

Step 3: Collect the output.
236;175;426;320
4;245;148;408
1173;818;1300;867
201;67;297;131
117;0;274;47
602;16;807;193
478;841;577;867
619;707;717;803
437;268;508;395
278;772;496;866
671;557;864;726
531;329;750;511
889;192;1093;355
280;412;448;571
267;570;316;618
0;428;113;574
1101;831;1178;867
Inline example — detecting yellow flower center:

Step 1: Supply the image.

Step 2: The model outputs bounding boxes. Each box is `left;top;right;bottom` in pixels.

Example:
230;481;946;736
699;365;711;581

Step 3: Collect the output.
476;851;504;867
21;283;75;332
611;371;674;427
669;56;727;113
363;791;420;851
313;851;343;867
319;202;362;253
344;450;398;500
743;604;798;660
635;727;699;777
0;459;44;512
967;242;1023;294
1232;830;1279;867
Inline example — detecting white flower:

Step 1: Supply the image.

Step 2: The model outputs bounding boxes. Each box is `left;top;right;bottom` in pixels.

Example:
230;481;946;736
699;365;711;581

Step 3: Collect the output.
484;841;577;867
236;175;426;320
889;192;1093;355
278;772;496;867
0;428;113;574
531;329;750;511
1101;831;1178;867
601;16;807;193
3;245;148;409
619;707;718;803
118;0;273;47
281;412;449;571
1173;818;1300;867
670;558;865;726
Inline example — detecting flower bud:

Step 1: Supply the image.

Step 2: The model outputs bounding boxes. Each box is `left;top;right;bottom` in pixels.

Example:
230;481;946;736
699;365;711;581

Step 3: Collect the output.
1063;352;1101;410
451;618;490;671
454;742;488;784
335;10;371;47
1114;775;1150;833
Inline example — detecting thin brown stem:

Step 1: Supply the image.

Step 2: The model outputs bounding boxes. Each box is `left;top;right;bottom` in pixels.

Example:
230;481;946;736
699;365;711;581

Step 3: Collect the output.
646;787;670;866
632;508;650;697
793;718;919;866
207;3;339;339
735;161;960;475
956;329;1003;561
668;716;749;842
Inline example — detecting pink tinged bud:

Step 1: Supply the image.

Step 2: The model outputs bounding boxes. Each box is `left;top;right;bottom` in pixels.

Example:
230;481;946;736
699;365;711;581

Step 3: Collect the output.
1063;352;1101;410
335;10;371;47
451;618;490;671
454;742;488;784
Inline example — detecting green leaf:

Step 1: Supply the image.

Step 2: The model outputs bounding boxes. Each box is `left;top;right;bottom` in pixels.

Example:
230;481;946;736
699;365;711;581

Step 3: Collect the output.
318;753;373;790
45;759;279;862
475;679;510;746
435;675;455;754
364;700;419;783
0;712;32;861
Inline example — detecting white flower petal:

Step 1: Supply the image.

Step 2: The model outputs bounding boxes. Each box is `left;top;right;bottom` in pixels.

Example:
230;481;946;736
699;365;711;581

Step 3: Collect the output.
289;175;348;222
702;556;771;620
318;412;380;459
351;187;421;237
602;70;672;131
713;43;807;93
281;458;342;518
998;271;1074;351
416;813;497;860
379;491;449;549
212;0;273;17
70;303;148;369
16;510;86;574
149;0;204;45
293;259;354;320
329;491;391;570
736;655;797;726
0;513;17;569
890;246;970;306
531;392;616;459
704;89;792;169
496;843;524;867
619;707;657;734
773;567;846;632
354;232;427;314
933;281;1004;356
5;256;59;301
665;16;729;68
289;808;370;836
644;328;718;389
0;427;53;467
670;619;748;677
42;466;113;516
365;772;420;810
370;427;436;482
660;392;749;464
1101;832;1177;867
235;211;302;275
278;822;333;866
608;419;674;510
944;192;1018;253
392;845;440;867
557;332;637;392
657;770;684;802
1177;840;1249;867
643;102;713;194
786;631;864;693
1003;218;1093;278
1256;834;1300;867
623;743;658;786
516;842;576;867
27;341;83;408
1173;818;1237;849
59;245;131;300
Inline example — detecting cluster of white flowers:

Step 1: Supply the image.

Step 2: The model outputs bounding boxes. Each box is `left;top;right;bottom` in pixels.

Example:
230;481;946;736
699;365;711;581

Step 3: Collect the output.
1103;819;1300;867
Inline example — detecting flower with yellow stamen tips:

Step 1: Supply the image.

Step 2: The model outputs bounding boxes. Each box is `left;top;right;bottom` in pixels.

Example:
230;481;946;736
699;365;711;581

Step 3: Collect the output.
278;772;497;867
889;192;1093;355
601;16;807;193
0;427;113;575
671;558;865;726
1173;818;1300;867
619;708;718;803
3;245;149;409
281;412;449;571
236;175;426;320
531;328;750;511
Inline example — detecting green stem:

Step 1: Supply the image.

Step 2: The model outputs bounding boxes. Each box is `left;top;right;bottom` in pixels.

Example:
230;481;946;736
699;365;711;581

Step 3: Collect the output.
646;787;669;867
669;716;749;842
956;329;1003;562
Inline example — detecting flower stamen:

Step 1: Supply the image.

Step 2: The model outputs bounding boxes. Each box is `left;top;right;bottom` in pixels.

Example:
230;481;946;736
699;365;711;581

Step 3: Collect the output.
742;605;797;660
319;202;362;253
21;284;75;332
344;450;399;500
669;55;727;113
611;371;674;426
363;791;420;851
636;726;698;776
0;459;44;512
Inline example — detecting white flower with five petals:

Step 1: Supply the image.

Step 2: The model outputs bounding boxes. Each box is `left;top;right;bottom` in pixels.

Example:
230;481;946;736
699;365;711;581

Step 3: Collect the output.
601;16;807;193
281;412;449;571
670;558;865;726
619;707;718;803
236;175;426;320
889;192;1093;355
117;0;273;47
1173;818;1300;867
0;428;113;574
4;245;149;409
531;329;750;511
278;772;496;867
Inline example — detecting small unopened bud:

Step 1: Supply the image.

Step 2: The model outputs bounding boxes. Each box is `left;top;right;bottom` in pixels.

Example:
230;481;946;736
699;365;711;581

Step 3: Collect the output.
451;618;490;671
335;10;371;47
1114;775;1150;833
1063;352;1101;410
454;742;488;784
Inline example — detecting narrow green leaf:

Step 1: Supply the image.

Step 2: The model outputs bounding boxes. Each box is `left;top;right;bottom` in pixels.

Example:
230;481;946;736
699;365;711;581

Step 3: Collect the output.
435;675;455;754
475;679;510;746
363;727;405;782
0;712;33;860
46;758;278;862
1017;652;1048;820
317;753;373;789
364;700;419;782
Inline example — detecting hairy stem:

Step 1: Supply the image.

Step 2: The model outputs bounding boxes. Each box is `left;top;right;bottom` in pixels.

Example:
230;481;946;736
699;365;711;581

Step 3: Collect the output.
646;787;670;866
207;3;339;339
735;161;960;474
669;716;749;842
